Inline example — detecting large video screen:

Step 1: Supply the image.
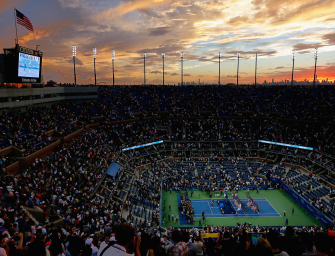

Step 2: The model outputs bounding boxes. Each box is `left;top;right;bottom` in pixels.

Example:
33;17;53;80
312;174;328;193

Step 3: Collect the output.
18;52;40;78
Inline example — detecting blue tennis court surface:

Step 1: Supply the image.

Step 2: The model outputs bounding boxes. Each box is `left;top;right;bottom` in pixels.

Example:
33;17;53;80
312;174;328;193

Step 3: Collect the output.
192;198;280;218
177;195;280;224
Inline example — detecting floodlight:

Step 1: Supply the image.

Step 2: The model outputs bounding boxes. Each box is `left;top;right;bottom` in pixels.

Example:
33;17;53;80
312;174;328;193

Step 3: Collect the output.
162;52;165;58
72;45;76;57
219;52;221;58
292;50;295;60
112;50;115;60
93;47;97;59
143;52;146;58
313;48;318;86
237;52;240;58
181;52;184;58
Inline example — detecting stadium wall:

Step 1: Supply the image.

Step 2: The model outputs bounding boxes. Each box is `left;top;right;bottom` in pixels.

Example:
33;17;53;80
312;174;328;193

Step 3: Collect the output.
0;87;98;110
64;128;84;141
5;161;19;174
25;140;61;166
271;178;334;227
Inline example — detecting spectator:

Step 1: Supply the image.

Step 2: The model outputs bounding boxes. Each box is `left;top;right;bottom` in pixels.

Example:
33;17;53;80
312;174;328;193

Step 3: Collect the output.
254;238;273;256
302;232;330;256
169;230;188;256
188;236;203;256
267;231;289;256
98;224;141;256
82;238;93;256
147;236;167;256
99;236;110;251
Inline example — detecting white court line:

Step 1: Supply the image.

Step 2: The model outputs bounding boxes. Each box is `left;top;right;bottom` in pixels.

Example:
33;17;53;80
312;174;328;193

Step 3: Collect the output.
193;214;281;218
264;198;281;217
229;199;238;213
207;201;213;214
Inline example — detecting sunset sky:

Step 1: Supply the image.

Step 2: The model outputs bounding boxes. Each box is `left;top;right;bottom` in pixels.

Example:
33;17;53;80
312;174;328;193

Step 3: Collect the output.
1;0;335;85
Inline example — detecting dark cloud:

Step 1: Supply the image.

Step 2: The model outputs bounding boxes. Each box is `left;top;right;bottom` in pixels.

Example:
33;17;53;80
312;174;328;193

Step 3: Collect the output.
148;27;171;36
293;43;325;51
137;42;187;54
149;70;162;74
67;57;84;65
322;33;335;45
169;72;179;76
275;66;284;69
140;8;163;18
225;50;277;59
184;73;191;76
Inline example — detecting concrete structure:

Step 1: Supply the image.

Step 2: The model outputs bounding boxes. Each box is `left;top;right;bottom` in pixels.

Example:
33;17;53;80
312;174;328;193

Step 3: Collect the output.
0;86;97;110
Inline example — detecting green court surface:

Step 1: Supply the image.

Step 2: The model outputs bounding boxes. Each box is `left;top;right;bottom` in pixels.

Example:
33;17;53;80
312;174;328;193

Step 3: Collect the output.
161;189;321;227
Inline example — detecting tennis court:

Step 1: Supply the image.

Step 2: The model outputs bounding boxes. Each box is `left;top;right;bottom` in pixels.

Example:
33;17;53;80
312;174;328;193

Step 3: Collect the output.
191;198;280;217
162;189;322;227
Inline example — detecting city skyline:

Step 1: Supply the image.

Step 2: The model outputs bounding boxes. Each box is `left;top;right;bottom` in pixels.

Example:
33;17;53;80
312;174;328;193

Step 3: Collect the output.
1;0;335;85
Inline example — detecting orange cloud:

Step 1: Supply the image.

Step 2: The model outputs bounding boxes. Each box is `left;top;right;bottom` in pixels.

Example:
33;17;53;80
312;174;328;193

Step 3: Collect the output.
20;21;71;43
0;0;28;12
97;0;188;20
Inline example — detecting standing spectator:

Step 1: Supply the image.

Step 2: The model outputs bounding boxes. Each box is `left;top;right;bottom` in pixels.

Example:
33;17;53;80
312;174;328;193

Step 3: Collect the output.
254;238;273;256
169;230;188;256
284;210;286;216
100;236;110;251
188;236;203;256
267;231;289;256
98;224;141;256
205;238;216;256
82;238;93;256
302;232;330;256
147;236;167;256
92;240;99;256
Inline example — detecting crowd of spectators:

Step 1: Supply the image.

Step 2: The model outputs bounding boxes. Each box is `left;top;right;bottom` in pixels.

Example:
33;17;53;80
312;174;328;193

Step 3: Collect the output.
1;221;335;256
0;85;335;256
1;85;335;155
178;193;195;224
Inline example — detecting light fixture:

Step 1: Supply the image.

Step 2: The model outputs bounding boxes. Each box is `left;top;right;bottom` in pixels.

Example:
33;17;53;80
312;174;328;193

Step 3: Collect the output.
93;47;97;59
72;45;76;57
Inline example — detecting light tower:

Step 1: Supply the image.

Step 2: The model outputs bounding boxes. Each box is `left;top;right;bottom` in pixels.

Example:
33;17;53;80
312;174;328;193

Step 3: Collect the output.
143;52;146;85
93;47;97;86
237;52;240;86
112;50;115;86
255;53;257;86
313;48;318;87
72;45;77;87
162;53;165;86
181;52;184;86
291;50;295;86
219;52;221;85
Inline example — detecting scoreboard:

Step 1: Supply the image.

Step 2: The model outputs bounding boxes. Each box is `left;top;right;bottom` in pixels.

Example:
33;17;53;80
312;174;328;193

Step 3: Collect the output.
3;44;43;83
